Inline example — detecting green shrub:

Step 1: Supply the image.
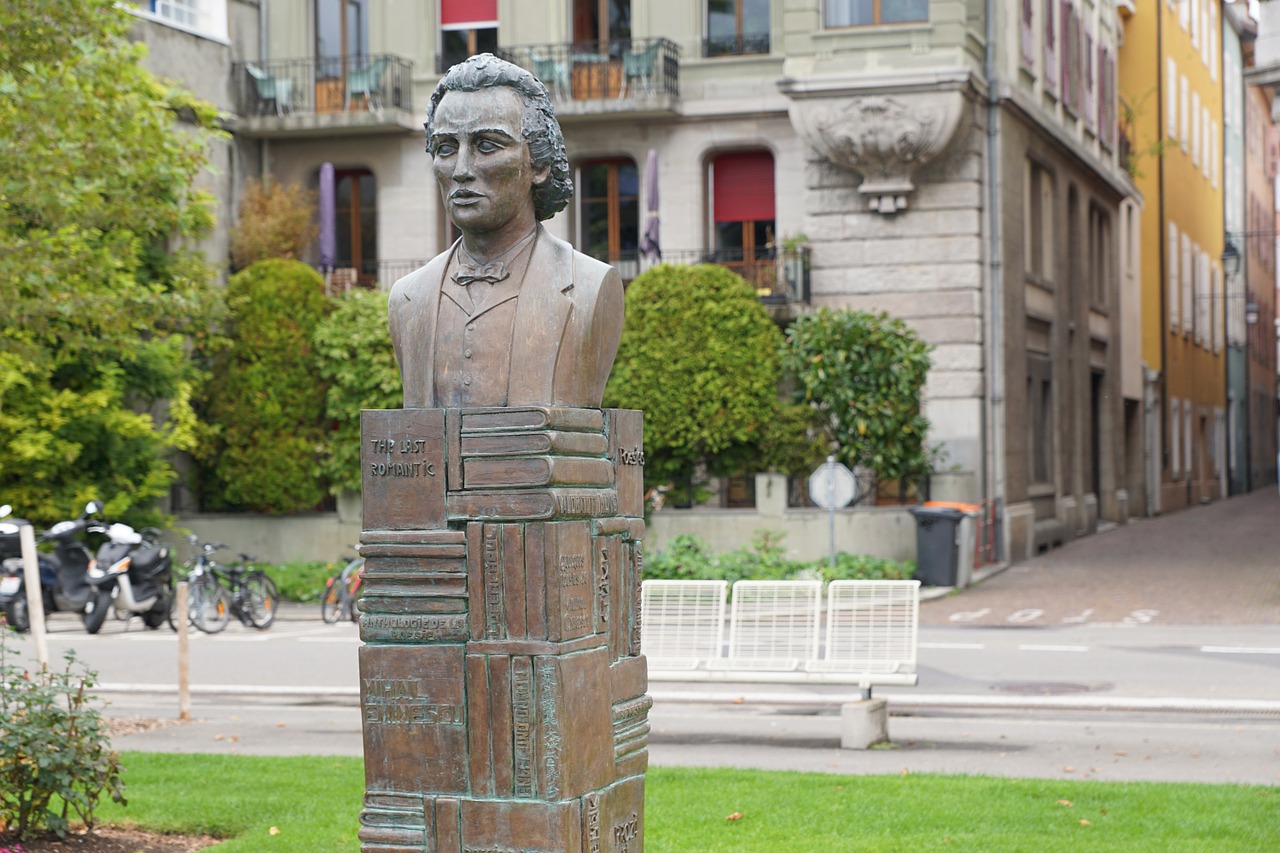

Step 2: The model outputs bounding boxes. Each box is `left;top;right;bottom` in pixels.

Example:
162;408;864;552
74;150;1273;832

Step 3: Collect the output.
198;260;331;513
0;635;125;840
782;309;936;486
264;559;344;604
643;530;910;589
314;289;403;495
604;264;796;504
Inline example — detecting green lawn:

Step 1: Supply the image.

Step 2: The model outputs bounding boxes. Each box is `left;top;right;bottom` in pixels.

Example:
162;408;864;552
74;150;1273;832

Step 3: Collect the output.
96;755;1277;852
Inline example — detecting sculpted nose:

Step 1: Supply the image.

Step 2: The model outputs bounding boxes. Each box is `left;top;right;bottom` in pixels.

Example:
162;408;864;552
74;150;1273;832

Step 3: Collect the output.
454;144;475;182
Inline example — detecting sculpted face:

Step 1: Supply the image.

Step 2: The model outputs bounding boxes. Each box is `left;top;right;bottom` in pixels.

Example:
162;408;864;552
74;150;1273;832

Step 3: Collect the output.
430;86;549;239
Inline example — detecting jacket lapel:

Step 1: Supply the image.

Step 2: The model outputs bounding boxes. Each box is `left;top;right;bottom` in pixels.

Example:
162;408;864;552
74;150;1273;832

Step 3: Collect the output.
509;227;574;405
398;239;459;407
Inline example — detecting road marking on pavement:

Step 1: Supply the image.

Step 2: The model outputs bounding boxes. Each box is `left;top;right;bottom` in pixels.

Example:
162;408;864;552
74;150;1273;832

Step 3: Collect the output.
949;608;991;622
918;642;986;650
1201;646;1280;655
1007;609;1045;623
1061;608;1095;624
1018;644;1090;653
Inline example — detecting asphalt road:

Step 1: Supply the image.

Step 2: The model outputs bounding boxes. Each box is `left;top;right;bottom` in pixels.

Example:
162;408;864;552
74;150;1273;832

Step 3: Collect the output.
5;489;1279;785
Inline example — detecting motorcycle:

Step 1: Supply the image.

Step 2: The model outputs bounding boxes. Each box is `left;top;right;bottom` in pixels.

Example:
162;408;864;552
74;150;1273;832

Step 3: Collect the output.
86;520;174;633
0;500;104;633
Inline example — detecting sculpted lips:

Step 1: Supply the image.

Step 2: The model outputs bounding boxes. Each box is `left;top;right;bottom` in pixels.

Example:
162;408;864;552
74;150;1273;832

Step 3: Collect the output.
450;189;483;204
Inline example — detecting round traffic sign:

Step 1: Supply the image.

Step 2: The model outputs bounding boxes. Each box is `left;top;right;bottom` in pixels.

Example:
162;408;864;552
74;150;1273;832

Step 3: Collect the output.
809;457;856;510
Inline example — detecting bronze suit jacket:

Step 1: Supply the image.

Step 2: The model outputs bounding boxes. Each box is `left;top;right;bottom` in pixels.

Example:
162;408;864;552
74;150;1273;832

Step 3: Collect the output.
388;226;625;408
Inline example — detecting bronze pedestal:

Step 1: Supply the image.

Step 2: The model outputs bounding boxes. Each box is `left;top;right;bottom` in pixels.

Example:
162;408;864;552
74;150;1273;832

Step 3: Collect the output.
358;406;647;853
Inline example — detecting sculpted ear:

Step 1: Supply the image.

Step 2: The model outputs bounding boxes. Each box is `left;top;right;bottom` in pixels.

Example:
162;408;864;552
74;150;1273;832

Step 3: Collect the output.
532;163;551;187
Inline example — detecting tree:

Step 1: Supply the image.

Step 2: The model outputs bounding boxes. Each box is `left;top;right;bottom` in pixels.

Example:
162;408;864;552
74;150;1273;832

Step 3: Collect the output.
315;289;403;495
604;264;795;502
781;309;935;489
0;0;221;525
199;261;331;513
229;177;319;270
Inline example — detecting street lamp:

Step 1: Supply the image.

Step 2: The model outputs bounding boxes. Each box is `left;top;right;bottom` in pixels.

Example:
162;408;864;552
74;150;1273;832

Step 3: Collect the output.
1245;299;1260;326
1221;239;1242;278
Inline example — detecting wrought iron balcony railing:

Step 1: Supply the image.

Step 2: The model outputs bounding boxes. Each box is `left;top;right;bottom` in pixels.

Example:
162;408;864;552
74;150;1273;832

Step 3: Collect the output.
494;38;679;103
596;246;810;303
232;54;414;118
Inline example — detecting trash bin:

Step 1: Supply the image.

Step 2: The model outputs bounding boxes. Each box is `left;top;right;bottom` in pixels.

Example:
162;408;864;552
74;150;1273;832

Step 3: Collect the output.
909;505;966;587
922;501;982;588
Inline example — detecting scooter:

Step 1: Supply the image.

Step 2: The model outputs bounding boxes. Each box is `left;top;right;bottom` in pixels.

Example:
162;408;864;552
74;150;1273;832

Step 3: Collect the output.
86;520;174;632
0;500;104;633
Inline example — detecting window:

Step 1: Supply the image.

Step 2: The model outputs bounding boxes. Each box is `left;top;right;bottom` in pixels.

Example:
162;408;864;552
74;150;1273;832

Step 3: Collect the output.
153;0;199;28
824;0;927;28
1027;355;1054;487
574;0;631;51
711;150;776;293
334;169;378;284
706;0;770;56
1026;162;1055;284
1166;58;1178;140
440;0;498;72
1088;203;1110;309
579;159;639;266
316;0;367;110
1181;234;1192;337
1191;89;1200;166
1167;222;1180;330
1020;0;1034;69
1044;0;1058;91
1183;400;1193;479
1180;75;1189;153
1169;396;1181;479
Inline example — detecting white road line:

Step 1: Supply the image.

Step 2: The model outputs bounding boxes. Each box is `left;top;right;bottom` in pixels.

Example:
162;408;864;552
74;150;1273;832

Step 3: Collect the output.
918;642;986;650
1018;644;1090;652
1201;646;1280;655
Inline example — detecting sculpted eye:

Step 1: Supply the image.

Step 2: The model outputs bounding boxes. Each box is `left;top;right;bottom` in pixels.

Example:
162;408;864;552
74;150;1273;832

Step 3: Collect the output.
476;138;502;154
434;140;457;157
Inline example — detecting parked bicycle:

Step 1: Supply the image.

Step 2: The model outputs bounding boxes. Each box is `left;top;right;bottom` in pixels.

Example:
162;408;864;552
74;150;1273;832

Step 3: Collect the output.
321;548;363;624
178;535;279;633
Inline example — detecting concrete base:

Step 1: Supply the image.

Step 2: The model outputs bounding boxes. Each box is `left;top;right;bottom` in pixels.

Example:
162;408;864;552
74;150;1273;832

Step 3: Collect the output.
839;699;889;749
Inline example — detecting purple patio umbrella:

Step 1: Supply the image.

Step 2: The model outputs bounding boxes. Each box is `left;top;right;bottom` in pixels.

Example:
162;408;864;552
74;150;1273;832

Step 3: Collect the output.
640;148;661;262
318;162;336;273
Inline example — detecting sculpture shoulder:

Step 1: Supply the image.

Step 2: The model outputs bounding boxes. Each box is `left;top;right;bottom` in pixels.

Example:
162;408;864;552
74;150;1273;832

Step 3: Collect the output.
389;252;449;310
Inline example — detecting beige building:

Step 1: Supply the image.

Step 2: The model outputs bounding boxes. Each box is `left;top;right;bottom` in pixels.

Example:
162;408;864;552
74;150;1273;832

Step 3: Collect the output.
131;0;1137;562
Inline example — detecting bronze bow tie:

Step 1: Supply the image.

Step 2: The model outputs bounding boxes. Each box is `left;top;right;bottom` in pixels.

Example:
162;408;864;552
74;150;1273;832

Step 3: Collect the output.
454;261;510;285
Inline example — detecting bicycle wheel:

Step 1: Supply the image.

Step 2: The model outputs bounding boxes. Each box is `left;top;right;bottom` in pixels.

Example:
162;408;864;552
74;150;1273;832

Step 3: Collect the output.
190;577;230;634
321;577;343;624
242;571;278;629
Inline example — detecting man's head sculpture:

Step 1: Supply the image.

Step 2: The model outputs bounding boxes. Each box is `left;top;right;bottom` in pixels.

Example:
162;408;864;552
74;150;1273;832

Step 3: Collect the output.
424;53;573;222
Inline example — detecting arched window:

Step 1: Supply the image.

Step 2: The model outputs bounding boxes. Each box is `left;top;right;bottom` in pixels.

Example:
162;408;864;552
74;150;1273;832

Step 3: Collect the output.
335;168;377;285
710;150;775;292
579;158;639;268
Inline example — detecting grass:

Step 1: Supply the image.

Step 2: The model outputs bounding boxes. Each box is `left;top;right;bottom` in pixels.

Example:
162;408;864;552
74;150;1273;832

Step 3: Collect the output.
95;755;1278;852
253;560;338;604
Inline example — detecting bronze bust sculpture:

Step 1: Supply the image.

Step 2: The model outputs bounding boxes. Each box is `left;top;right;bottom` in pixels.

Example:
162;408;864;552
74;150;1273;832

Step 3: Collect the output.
389;53;625;408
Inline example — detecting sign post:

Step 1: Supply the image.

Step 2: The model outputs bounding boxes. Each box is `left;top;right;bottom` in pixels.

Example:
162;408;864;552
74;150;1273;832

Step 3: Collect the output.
809;456;857;568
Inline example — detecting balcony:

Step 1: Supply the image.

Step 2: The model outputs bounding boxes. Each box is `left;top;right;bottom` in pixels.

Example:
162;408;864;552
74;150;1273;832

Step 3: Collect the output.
310;258;429;290
604;247;810;306
229;55;419;138
494;38;680;119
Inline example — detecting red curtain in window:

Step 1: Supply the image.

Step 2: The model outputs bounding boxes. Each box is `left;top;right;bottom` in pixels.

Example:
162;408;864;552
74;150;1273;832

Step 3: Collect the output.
712;151;775;223
441;0;496;25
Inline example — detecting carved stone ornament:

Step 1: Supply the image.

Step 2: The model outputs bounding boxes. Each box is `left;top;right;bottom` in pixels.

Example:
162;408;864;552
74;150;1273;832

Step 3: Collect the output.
789;90;967;214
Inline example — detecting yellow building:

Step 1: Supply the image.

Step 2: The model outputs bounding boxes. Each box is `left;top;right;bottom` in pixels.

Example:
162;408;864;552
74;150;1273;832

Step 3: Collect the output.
1119;0;1227;513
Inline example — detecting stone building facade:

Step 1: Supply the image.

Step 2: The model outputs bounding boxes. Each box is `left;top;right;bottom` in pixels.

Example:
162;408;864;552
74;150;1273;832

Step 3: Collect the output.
132;0;1139;562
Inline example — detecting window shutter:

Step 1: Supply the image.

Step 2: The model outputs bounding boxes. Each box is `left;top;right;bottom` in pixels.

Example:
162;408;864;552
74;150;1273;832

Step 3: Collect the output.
1084;29;1096;129
713;151;776;223
1168;222;1180;330
1061;1;1074;112
1044;0;1058;90
1181;233;1193;335
1267;126;1280;179
1021;0;1035;68
441;0;497;26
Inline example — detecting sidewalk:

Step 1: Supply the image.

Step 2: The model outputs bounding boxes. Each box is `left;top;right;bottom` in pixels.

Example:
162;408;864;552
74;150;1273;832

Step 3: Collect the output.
921;488;1280;626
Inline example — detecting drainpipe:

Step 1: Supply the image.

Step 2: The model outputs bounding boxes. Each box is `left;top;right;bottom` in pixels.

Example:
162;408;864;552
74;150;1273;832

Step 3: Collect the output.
984;0;1007;560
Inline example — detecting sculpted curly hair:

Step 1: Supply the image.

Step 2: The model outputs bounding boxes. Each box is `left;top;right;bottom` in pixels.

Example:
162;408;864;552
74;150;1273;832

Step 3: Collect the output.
425;53;573;222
